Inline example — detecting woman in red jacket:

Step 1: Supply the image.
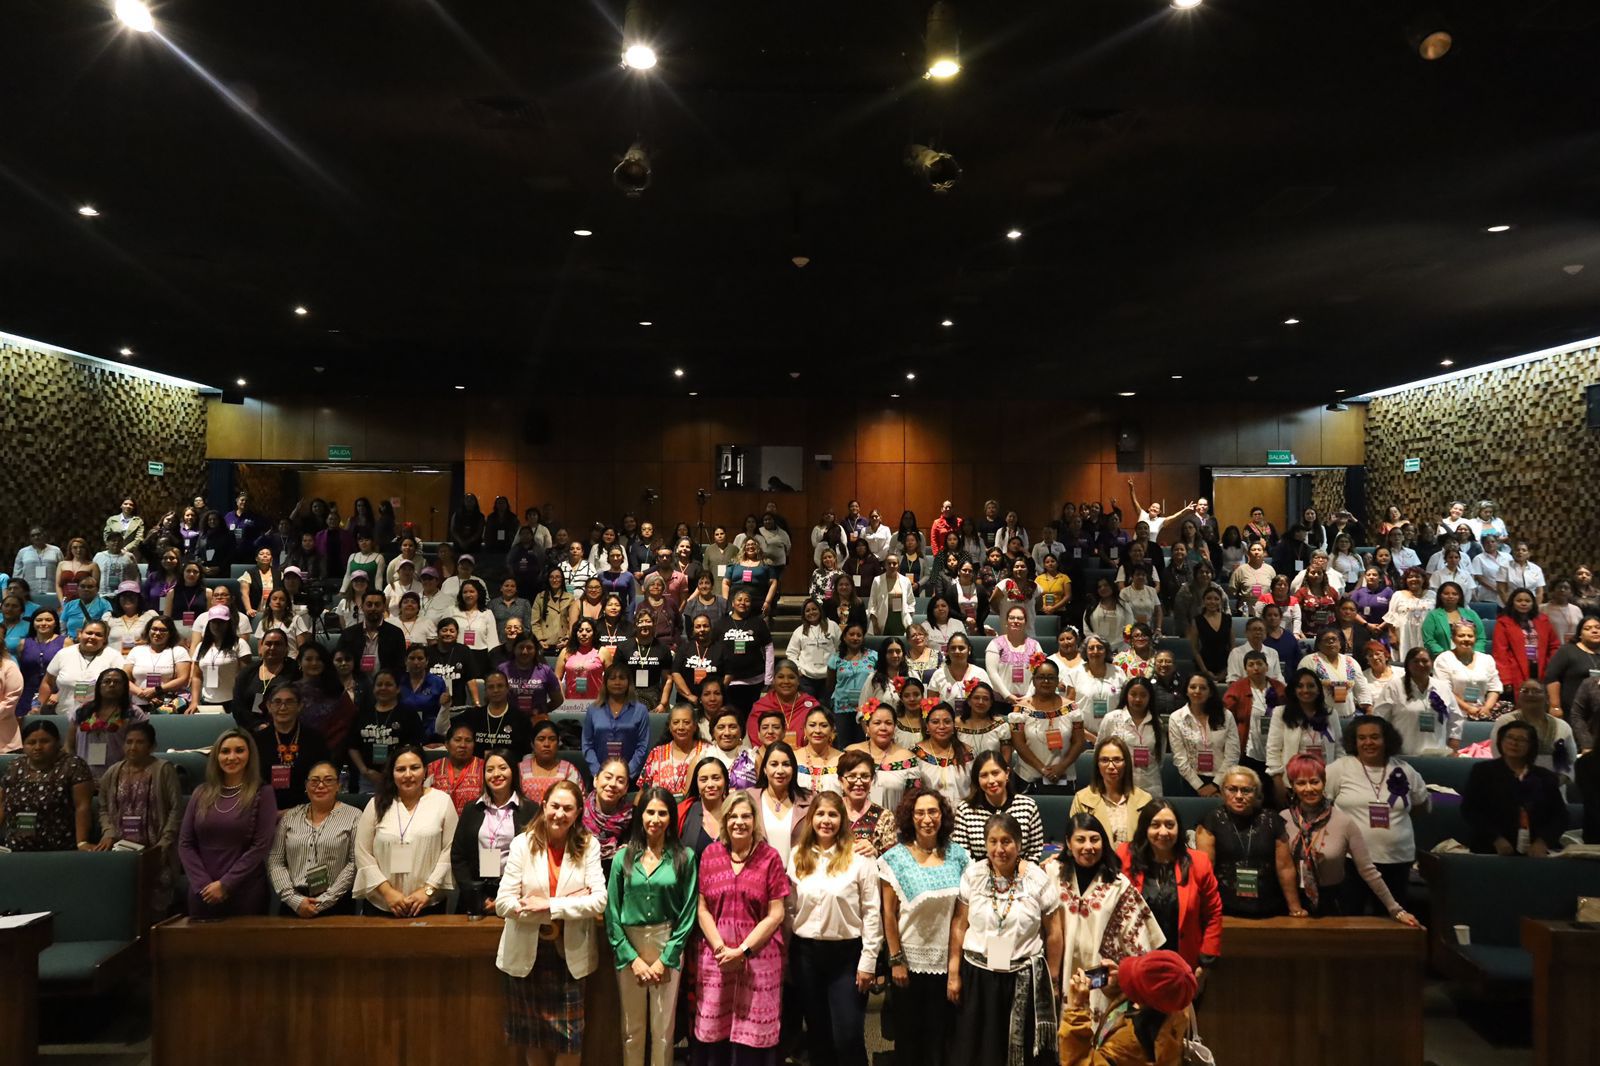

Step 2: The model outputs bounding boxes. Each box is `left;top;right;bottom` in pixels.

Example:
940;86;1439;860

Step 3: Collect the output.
1116;800;1223;976
1493;588;1557;692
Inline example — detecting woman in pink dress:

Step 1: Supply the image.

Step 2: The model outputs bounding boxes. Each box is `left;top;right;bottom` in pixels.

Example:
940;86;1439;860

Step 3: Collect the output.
693;791;789;1066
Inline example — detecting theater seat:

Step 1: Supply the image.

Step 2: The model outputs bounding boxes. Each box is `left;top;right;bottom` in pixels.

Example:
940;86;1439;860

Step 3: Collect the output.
1457;945;1533;984
1406;755;1475;794
31;593;60;612
21;713;71;740
0;851;148;994
1167;796;1221;831
1032;793;1073;841
1460;721;1493;745
150;714;234;751
1033;616;1060;641
155;751;211;792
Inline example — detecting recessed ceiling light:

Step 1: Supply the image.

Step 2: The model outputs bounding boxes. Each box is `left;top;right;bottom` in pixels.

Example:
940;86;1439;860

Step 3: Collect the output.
1171;0;1204;8
688;391;698;397
1335;388;1346;394
573;229;593;237
118;346;134;357
622;44;658;71
1118;391;1136;397
1485;224;1512;233
235;378;247;387
1005;228;1023;240
454;384;466;390
673;368;684;377
1440;359;1454;366
639;320;653;327
1283;317;1300;326
293;305;309;316
940;318;954;327
115;0;155;33
1170;374;1183;380
890;393;900;399
1246;375;1259;382
905;371;916;381
77;205;100;217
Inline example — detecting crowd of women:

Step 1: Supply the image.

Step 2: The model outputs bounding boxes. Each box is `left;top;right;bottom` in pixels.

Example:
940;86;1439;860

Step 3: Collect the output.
2;490;1599;1065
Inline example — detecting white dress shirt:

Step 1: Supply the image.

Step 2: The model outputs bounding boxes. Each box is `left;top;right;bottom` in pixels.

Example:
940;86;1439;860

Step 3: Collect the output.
787;846;884;972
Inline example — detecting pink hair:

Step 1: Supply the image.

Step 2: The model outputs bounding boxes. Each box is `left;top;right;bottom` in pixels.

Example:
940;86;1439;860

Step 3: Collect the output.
1285;753;1325;782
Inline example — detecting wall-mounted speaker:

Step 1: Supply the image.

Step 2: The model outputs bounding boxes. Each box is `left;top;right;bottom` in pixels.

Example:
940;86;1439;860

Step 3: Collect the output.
1116;423;1142;453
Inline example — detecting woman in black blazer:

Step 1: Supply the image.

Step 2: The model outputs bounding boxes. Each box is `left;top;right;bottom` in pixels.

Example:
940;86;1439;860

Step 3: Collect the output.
1461;721;1567;856
449;750;537;914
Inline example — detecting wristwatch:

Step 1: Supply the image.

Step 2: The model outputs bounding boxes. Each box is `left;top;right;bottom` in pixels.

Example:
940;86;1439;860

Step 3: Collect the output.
742;946;753;960
424;885;437;899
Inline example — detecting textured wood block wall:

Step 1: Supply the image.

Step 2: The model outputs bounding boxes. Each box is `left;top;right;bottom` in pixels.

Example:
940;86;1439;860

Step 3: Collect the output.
1312;468;1348;517
1365;344;1600;579
1;340;207;561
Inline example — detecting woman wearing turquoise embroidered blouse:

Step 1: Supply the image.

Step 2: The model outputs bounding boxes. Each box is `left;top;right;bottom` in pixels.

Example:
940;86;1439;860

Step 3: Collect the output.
827;622;878;747
605;786;700;1066
1422;581;1489;656
722;539;777;621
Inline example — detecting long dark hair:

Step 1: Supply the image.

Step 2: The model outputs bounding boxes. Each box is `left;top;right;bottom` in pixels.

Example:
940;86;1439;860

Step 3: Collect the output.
755;740;806;802
76;667;133;724
621;785;688;878
1186;673;1228;731
1127;800;1192;885
871;637;907;688
1117;676;1165;760
1282;667;1329;729
1062;812;1123;885
373;744;427;821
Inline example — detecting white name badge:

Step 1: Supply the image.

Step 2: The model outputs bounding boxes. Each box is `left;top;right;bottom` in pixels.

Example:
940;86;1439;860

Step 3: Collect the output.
635;669;650;688
853;574;862;587
716;565;727;578
203;664;220;689
88;735;109;764
32;564;47;583
985;931;1016;971
478;847;503;879
1295;560;1306;572
1463;682;1484;704
389;841;415;875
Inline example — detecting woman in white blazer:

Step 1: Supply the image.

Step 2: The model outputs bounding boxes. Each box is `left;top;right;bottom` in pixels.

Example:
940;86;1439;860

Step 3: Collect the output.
867;553;915;637
495;779;608;1066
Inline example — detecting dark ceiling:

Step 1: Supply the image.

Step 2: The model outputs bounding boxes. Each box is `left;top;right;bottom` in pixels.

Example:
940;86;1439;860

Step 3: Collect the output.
5;0;1600;401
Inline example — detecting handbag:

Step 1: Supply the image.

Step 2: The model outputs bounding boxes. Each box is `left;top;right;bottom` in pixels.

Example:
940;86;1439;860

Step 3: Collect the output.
1183;1006;1216;1065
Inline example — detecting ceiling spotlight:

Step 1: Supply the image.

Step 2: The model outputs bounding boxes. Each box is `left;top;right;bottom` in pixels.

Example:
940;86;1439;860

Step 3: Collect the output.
1246;375;1259;382
294;305;309;316
1171;374;1183;380
890;393;901;399
1005;228;1023;240
1118;391;1137;397
1485;224;1512;233
235;378;247;387
906;372;916;381
791;255;811;269
941;318;954;327
118;346;134;357
1325;401;1350;412
640;321;654;327
908;144;962;193
1563;264;1585;275
1440;358;1454;366
924;2;960;80
1335;388;1346;393
114;0;155;33
573;229;593;237
1172;0;1204;9
78;205;100;217
688;391;698;397
621;0;657;70
614;142;652;197
454;384;466;390
1283;317;1300;325
673;368;684;377
1405;12;1452;61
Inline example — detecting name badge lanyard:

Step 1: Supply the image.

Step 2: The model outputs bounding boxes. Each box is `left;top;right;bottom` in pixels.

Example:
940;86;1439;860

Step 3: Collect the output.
302;807;330;882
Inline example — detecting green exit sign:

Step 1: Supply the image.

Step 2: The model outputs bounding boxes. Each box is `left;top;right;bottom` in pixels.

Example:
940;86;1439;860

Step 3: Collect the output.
147;461;165;477
1267;450;1296;466
1403;457;1421;473
327;445;353;462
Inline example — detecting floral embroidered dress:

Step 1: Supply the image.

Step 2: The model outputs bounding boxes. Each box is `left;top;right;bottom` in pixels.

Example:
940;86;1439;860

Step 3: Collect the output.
1050;862;1165;1025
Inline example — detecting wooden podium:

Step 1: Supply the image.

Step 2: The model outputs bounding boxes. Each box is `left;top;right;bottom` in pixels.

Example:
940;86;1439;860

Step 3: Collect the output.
153;916;625;1066
1196;917;1426;1066
1522;918;1600;1066
0;913;52;1066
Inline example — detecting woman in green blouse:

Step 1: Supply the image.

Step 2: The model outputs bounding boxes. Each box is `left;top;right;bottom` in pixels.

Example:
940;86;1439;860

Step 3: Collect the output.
1423;581;1489;656
604;785;700;1066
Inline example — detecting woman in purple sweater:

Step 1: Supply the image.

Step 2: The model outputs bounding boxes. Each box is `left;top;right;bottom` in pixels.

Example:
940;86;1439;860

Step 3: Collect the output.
178;728;277;916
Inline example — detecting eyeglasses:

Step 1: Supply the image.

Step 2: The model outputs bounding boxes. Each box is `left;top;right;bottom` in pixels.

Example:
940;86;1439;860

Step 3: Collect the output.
1222;785;1257;795
842;773;873;784
306;776;339;787
1097;756;1125;766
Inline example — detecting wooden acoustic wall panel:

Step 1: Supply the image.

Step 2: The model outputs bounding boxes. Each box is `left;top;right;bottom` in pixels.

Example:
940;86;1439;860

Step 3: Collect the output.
1;341;206;558
1365;344;1600;579
1312;468;1348;518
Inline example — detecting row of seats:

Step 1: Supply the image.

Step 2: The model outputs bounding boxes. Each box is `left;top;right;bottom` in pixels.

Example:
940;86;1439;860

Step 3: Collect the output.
0;850;149;992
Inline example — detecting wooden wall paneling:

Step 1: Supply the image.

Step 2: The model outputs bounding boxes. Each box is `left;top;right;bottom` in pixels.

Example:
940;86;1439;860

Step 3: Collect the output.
811;403;858;463
400;472;453;542
1234;402;1281;464
560;462;613;536
856;463;906;521
464;461;519;519
809;461;858;517
661;463;712;532
1149;466;1202;529
1212;475;1288;533
1365;343;1600;578
1322;405;1366;465
857;405;906;463
947;462;977;519
515;459;563;523
608;460;664;520
904;400;955;464
904;463;954;523
259;400;317;461
660;413;707;463
312;406;367;461
1051;464;1102;522
1279;408;1323;466
205;398;261;459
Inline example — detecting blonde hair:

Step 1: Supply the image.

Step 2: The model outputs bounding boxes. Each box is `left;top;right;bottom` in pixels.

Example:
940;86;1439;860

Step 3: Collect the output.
196;728;262;819
792;792;852;878
525;780;591;858
717;791;762;848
